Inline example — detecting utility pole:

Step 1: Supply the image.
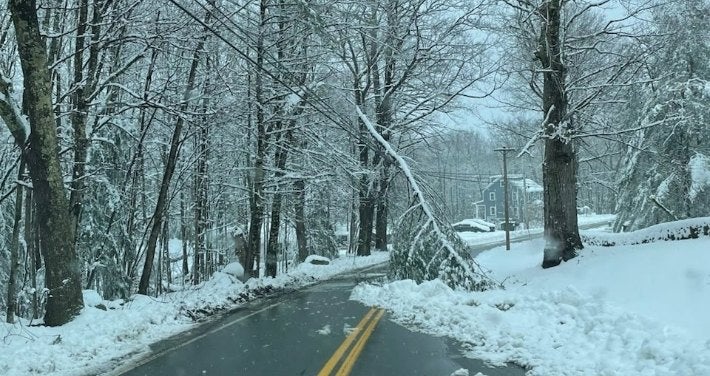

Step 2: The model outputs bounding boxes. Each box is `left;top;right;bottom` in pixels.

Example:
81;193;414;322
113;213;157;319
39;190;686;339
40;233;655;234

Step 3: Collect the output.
494;146;515;250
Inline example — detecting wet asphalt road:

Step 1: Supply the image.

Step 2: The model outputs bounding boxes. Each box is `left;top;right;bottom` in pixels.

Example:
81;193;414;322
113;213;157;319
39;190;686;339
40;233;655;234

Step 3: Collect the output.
113;267;525;376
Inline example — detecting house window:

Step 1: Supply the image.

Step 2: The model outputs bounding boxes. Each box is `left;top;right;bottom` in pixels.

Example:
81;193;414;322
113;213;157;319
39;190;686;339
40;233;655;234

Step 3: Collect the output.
489;206;496;216
489;192;495;201
499;179;504;187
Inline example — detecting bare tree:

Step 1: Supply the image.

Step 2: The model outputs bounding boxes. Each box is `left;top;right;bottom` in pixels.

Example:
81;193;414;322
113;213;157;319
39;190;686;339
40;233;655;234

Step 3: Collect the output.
137;6;212;295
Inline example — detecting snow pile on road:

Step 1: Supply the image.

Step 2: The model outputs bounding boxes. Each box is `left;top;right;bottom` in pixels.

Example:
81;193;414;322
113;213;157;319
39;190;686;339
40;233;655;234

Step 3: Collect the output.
583;216;710;246
0;251;388;376
352;234;710;375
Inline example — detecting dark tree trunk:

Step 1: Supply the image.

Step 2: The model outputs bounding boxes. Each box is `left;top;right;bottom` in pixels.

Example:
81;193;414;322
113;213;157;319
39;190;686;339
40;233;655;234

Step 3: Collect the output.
163;219;172;287
245;0;269;278
7;0;84;326
374;169;389;252
24;187;40;319
180;191;189;277
193;123;209;284
266;129;292;277
357;185;375;256
6;162;25;323
537;0;583;268
294;177;308;262
138;24;208;294
356;88;374;256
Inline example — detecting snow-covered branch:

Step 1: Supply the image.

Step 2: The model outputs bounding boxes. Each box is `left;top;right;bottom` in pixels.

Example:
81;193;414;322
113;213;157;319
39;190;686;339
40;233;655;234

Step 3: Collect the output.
355;106;496;291
0;75;30;146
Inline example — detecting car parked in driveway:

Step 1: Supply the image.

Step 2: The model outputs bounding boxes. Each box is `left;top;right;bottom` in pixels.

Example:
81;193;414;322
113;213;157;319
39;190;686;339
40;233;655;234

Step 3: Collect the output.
452;219;496;232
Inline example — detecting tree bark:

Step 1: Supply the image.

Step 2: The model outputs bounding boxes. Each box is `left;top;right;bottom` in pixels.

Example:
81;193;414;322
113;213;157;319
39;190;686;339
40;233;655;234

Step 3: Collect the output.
294;177;308;262
537;0;583;268
68;0;90;234
245;0;269;278
24;187;40;319
6;162;24;323
356;87;374;256
193;123;209;284
180;191;190;278
7;0;84;326
266;128;292;277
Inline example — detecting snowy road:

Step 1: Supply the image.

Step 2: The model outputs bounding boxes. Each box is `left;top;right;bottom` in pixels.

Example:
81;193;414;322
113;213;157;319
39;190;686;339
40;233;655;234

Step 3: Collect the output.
113;264;524;376
464;217;615;257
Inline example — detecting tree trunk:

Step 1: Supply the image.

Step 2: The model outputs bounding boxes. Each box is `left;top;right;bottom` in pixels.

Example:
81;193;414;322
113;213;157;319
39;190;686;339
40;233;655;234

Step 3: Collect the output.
180;191;189;278
355;87;374;256
7;0;84;326
294;177;308;262
374;168;389;252
68;0;89;235
163;218;172;288
266;129;291;277
138;22;209;294
537;0;583;268
245;0;269;278
6;162;25;323
193;123;209;284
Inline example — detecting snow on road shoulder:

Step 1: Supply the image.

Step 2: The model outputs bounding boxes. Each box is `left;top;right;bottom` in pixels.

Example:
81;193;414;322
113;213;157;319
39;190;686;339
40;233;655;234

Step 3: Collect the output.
0;251;388;376
352;238;710;376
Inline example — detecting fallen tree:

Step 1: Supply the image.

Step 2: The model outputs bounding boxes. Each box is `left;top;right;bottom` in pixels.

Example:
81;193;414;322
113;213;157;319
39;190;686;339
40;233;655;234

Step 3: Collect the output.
356;107;497;291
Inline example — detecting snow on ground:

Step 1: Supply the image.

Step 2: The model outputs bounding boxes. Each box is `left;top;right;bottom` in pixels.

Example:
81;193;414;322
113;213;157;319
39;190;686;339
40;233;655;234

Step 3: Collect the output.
457;214;615;246
583;216;710;246
352;227;710;376
0;252;388;376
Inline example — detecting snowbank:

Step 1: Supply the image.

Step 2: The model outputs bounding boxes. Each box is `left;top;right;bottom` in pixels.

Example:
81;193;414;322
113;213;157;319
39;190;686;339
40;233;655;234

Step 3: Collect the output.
0;252;389;376
352;234;710;375
583;216;710;246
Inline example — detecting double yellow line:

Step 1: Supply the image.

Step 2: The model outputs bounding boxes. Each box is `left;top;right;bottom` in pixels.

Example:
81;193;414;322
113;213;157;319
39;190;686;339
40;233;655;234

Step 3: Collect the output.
317;307;386;376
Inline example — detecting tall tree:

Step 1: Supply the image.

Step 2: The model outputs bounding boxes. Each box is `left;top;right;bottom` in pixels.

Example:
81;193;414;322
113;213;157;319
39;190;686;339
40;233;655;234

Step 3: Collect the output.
614;0;710;230
535;0;583;267
1;0;84;326
137;7;212;295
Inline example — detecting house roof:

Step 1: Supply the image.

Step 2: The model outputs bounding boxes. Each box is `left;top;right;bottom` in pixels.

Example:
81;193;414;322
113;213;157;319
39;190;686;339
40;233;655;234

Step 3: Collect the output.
483;176;543;193
511;178;543;193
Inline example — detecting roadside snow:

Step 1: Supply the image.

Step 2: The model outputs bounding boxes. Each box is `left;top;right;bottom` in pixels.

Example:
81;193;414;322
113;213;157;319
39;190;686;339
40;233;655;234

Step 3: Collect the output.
458;214;615;246
352;234;710;375
0;252;388;376
583;216;710;245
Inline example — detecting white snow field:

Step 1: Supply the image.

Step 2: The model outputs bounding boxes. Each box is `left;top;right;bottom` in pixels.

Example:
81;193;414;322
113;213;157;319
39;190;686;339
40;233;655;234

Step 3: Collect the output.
353;220;710;376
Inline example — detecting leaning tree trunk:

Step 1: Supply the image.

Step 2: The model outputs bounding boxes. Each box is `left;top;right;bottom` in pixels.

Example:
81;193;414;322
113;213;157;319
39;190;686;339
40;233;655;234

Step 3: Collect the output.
5;0;84;326
537;0;583;268
137;25;209;295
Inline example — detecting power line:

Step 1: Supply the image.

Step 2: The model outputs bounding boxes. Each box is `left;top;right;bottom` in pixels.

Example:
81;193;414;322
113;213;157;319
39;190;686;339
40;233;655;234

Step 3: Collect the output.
164;0;366;145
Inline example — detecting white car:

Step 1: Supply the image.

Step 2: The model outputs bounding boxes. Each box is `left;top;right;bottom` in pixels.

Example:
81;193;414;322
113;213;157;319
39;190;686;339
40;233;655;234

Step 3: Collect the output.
452;219;496;233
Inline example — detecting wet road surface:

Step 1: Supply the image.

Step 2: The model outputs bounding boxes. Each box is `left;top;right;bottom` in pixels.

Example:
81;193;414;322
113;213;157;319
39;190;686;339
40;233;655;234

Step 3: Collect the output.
113;267;525;376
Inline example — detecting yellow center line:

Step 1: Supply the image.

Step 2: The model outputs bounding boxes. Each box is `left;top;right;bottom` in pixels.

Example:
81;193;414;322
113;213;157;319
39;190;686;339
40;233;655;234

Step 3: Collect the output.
334;308;385;376
317;308;378;376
